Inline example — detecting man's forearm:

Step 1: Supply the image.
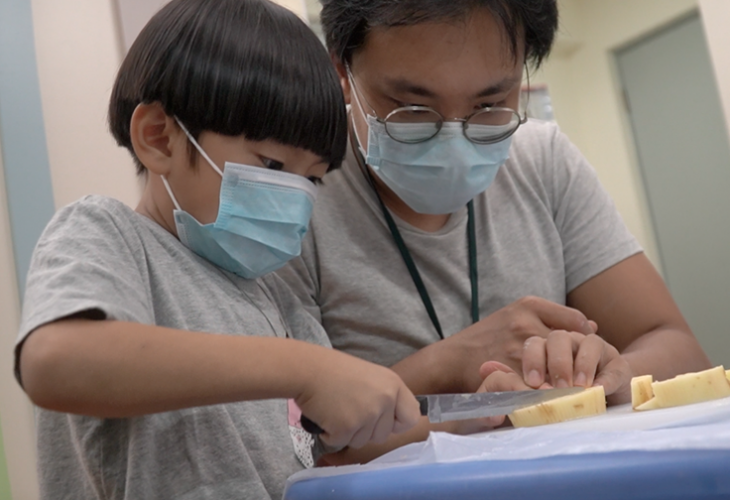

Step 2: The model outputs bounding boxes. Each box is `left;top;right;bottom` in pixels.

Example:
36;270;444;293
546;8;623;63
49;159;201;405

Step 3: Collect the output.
389;341;466;395
621;327;711;384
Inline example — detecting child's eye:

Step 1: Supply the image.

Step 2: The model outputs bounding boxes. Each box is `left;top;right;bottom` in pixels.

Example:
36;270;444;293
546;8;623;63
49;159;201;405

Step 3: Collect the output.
261;157;284;171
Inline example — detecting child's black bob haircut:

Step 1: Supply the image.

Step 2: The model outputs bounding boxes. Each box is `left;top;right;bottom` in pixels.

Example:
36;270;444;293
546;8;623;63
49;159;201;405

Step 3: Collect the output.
109;0;347;176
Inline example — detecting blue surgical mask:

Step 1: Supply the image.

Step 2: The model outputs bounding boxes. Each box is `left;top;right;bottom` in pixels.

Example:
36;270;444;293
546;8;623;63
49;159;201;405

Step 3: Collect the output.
162;120;318;279
350;85;513;215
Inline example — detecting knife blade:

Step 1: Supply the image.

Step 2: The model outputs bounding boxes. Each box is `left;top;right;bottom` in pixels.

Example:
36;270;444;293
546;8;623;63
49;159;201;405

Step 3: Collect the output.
300;387;584;434
417;387;584;423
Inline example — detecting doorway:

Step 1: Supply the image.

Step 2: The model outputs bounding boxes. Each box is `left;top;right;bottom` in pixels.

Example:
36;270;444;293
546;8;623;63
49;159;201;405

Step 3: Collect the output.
616;12;730;366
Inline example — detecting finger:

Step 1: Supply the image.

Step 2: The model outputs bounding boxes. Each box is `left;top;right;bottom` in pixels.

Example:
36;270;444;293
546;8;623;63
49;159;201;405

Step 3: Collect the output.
593;344;630;397
546;330;583;388
479;360;515;380
522;296;594;335
588;320;598;334
347;415;377;449
456;415;506;434
319;424;355;452
392;388;421;434
521;336;547;388
370;406;396;444
572;333;604;387
481;370;532;393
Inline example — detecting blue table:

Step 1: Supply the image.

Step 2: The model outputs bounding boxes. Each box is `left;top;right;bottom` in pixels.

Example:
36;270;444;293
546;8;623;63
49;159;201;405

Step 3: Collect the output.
284;449;730;500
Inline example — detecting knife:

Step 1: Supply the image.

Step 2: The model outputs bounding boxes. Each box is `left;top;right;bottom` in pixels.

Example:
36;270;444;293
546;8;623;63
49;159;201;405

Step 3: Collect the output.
300;387;583;434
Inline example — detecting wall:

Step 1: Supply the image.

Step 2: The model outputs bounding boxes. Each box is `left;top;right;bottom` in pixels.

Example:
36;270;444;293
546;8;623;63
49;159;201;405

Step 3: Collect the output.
31;0;141;210
0;144;39;500
0;422;10;500
534;0;701;268
699;0;730;143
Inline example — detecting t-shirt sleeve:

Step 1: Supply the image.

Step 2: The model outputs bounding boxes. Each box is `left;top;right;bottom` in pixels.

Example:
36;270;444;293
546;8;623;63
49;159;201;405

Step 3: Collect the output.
546;124;643;292
276;231;323;324
15;198;154;384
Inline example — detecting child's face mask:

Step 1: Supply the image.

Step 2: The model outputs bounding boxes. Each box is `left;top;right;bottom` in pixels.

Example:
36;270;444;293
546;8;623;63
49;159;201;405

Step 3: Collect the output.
161;119;318;279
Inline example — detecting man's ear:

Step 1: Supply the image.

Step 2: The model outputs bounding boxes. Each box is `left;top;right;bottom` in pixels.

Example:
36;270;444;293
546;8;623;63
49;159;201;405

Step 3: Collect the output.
129;103;181;176
331;53;351;105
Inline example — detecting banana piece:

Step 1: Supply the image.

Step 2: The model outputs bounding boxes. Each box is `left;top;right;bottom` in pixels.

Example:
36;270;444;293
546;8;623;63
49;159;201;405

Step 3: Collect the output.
509;386;606;428
631;374;654;409
635;366;730;411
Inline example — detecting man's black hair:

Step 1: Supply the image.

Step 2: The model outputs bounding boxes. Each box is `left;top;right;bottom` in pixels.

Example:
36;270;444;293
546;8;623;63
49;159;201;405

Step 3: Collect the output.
109;0;347;175
320;0;558;68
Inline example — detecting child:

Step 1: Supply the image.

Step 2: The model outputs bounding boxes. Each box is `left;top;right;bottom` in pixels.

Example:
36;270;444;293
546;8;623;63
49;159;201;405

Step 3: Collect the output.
13;0;420;498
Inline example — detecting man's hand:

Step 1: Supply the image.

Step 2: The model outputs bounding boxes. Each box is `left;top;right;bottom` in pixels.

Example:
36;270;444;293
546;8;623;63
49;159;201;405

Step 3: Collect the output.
436;297;597;392
520;330;633;404
479;328;635;406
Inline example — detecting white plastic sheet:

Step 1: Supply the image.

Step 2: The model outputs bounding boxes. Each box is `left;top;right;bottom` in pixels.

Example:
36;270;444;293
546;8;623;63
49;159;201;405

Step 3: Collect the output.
286;396;730;488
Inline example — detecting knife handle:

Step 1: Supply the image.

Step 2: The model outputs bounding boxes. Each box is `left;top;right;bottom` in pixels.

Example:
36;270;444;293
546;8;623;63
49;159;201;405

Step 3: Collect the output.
300;415;324;435
416;395;429;416
302;398;430;435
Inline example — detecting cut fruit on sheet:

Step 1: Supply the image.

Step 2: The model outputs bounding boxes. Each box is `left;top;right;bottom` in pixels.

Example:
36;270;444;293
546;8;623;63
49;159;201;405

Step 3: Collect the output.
508;386;606;428
635;366;730;411
631;375;654;409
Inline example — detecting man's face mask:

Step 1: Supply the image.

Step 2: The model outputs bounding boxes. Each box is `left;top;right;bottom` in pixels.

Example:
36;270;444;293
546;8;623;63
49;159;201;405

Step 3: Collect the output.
348;69;519;215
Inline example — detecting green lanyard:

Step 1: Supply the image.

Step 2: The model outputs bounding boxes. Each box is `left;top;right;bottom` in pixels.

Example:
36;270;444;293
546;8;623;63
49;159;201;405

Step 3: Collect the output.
356;149;480;340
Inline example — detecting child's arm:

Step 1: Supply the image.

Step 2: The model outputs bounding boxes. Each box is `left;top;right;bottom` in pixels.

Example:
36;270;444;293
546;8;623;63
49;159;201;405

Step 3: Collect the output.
20;318;420;450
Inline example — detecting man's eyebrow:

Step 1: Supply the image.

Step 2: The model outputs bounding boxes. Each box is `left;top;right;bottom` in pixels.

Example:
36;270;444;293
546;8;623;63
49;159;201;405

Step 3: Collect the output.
474;77;522;98
383;78;438;98
382;76;522;99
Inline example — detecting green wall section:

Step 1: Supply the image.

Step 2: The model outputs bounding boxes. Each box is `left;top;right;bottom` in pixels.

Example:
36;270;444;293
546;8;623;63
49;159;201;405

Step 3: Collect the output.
0;417;11;500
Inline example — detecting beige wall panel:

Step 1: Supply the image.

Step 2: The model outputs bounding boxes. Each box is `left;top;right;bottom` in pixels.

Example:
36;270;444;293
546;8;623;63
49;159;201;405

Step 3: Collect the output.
31;0;141;211
535;0;699;269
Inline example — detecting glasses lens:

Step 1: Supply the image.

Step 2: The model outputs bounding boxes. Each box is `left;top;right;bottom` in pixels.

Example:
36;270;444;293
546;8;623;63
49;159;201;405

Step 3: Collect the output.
384;107;442;144
465;108;521;144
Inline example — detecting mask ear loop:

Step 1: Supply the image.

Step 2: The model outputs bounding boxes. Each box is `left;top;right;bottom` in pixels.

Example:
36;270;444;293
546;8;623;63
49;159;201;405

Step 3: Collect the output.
175;118;224;177
162;118;226;213
345;65;372;159
161;176;182;211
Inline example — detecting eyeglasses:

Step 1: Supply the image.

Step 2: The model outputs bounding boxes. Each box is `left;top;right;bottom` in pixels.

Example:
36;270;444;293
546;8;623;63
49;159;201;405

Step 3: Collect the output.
347;67;528;145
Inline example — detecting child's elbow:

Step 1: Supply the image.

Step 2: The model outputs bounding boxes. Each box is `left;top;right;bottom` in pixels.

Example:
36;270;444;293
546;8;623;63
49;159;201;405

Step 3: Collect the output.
19;325;75;411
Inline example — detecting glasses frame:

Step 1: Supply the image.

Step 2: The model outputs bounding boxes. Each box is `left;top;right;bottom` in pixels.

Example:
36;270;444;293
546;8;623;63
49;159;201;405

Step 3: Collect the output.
381;105;527;145
347;63;530;146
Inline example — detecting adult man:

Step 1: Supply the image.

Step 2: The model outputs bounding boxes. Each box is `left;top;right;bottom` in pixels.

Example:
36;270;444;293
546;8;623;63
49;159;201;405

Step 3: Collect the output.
279;0;709;417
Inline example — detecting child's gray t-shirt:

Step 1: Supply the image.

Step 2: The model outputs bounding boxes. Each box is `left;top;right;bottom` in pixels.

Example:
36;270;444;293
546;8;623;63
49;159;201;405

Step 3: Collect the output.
15;195;328;500
278;120;643;368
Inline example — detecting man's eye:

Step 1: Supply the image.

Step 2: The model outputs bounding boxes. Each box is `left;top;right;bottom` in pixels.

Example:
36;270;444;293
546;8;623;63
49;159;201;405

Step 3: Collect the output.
477;102;497;110
262;157;284;170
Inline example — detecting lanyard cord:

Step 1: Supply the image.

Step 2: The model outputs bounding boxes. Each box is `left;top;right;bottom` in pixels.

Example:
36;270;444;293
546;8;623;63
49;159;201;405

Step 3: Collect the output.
352;138;480;339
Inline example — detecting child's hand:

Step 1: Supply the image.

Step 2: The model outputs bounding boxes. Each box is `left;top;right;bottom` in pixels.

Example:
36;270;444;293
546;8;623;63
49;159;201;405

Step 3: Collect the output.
445;364;533;434
295;349;421;451
519;330;633;403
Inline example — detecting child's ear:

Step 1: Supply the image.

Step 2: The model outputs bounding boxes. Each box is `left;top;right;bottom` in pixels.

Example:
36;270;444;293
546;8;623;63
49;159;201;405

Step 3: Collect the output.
331;54;351;105
129;103;181;176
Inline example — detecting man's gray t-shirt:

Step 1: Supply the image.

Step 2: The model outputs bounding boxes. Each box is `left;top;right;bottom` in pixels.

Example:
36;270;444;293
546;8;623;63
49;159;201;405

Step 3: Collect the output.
278;120;642;368
15;196;329;500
